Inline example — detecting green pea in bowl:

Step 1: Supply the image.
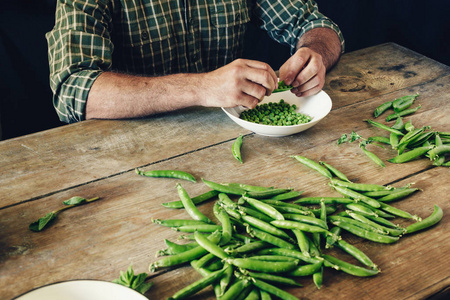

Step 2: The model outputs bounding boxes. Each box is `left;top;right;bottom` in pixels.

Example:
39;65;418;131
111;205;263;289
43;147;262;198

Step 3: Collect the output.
222;90;332;137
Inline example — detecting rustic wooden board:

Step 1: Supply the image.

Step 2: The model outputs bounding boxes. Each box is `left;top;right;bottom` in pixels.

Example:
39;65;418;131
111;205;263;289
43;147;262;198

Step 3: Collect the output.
1;43;449;300
1;145;448;300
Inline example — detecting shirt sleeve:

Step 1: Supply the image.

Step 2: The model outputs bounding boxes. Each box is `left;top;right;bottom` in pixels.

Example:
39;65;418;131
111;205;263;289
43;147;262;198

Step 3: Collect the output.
253;0;345;55
46;0;114;123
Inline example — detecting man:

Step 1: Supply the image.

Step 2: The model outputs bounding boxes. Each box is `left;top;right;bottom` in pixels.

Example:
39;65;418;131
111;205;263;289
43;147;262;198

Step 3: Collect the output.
46;0;344;123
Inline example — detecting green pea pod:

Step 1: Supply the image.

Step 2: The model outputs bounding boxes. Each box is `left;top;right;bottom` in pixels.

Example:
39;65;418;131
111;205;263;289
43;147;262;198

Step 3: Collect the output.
432;135;446;166
270;220;330;234
386;105;421;122
319;161;352;182
245;188;293;199
377;188;420;202
391;117;404;130
335;238;378;269
404;120;415;132
149;231;221;271
252;279;300;300
286;262;323;277
168;267;226;300
360;143;386;168
330;184;381;208
213;202;232;245
387;146;434;164
241;214;291;239
243;195;285;220
226;258;298;273
268;190;303;201
272;80;294;93
330;178;390;192
218;278;251;300
194;230;229;260
364;119;404;135
291;155;333;178
176;183;214;224
390;132;399;150
248;271;302;287
232;134;244;163
330;220;400;244
373;100;393;118
257;248;323;265
246;226;295;250
428;145;450;161
162;190;220;209
322;254;379;277
283;214;328;229
405;205;443;234
135;168;196;183
367;136;391;145
202;178;246;195
392;94;419;112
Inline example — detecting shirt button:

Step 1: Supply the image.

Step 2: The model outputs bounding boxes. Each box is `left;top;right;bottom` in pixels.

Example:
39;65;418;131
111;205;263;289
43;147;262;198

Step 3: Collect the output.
141;32;149;40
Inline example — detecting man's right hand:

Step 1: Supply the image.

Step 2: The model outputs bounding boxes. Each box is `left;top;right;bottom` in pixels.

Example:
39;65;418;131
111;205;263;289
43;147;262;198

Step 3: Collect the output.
200;59;278;109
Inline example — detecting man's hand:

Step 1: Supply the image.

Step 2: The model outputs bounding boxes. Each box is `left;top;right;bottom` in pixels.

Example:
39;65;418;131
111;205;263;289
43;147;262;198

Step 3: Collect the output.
278;27;342;98
201;59;278;109
278;47;326;97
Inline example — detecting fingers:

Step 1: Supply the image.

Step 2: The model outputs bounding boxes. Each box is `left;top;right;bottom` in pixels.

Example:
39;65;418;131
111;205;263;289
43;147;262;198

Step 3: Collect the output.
279;47;326;97
202;59;280;109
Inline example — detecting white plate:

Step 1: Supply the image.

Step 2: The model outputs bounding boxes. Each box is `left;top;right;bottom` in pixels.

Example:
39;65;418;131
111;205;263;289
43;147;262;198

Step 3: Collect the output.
222;90;332;137
13;280;148;300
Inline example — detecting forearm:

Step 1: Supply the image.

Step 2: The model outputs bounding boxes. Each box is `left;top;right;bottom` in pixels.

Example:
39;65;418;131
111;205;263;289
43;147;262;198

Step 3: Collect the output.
85;72;207;120
296;27;342;71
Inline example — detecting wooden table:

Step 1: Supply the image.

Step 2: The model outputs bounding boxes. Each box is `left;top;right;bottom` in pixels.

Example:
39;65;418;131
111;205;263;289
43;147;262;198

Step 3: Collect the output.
1;43;449;300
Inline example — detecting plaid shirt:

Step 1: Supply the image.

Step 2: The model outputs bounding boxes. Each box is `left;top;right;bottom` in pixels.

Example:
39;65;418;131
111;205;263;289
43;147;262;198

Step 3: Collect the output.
46;0;344;123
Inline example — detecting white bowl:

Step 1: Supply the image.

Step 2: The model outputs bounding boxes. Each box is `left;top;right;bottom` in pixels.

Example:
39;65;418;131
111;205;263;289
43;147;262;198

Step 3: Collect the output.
222;90;332;137
13;280;148;300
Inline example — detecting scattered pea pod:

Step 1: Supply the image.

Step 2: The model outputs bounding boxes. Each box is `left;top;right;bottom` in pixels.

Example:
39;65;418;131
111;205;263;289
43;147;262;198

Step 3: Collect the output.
232;134;244;164
135;168;196;183
405;205;443;234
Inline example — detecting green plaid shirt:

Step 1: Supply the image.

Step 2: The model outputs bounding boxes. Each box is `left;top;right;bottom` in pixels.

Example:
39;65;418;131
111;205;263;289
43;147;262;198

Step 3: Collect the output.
46;0;344;123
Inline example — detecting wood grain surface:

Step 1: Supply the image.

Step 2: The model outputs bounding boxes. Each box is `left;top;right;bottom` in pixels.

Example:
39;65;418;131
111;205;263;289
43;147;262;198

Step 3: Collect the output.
1;43;449;300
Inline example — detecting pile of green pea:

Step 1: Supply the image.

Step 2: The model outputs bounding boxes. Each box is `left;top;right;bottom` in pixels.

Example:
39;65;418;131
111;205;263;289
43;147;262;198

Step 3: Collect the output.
240;99;312;126
146;156;442;300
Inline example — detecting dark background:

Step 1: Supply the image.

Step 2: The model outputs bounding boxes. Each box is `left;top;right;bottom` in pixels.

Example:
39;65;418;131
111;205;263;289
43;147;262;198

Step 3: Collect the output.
1;0;449;140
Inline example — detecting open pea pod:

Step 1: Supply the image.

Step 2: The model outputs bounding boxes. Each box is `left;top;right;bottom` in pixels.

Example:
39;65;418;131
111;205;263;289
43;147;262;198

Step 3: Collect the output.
272;80;293;93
